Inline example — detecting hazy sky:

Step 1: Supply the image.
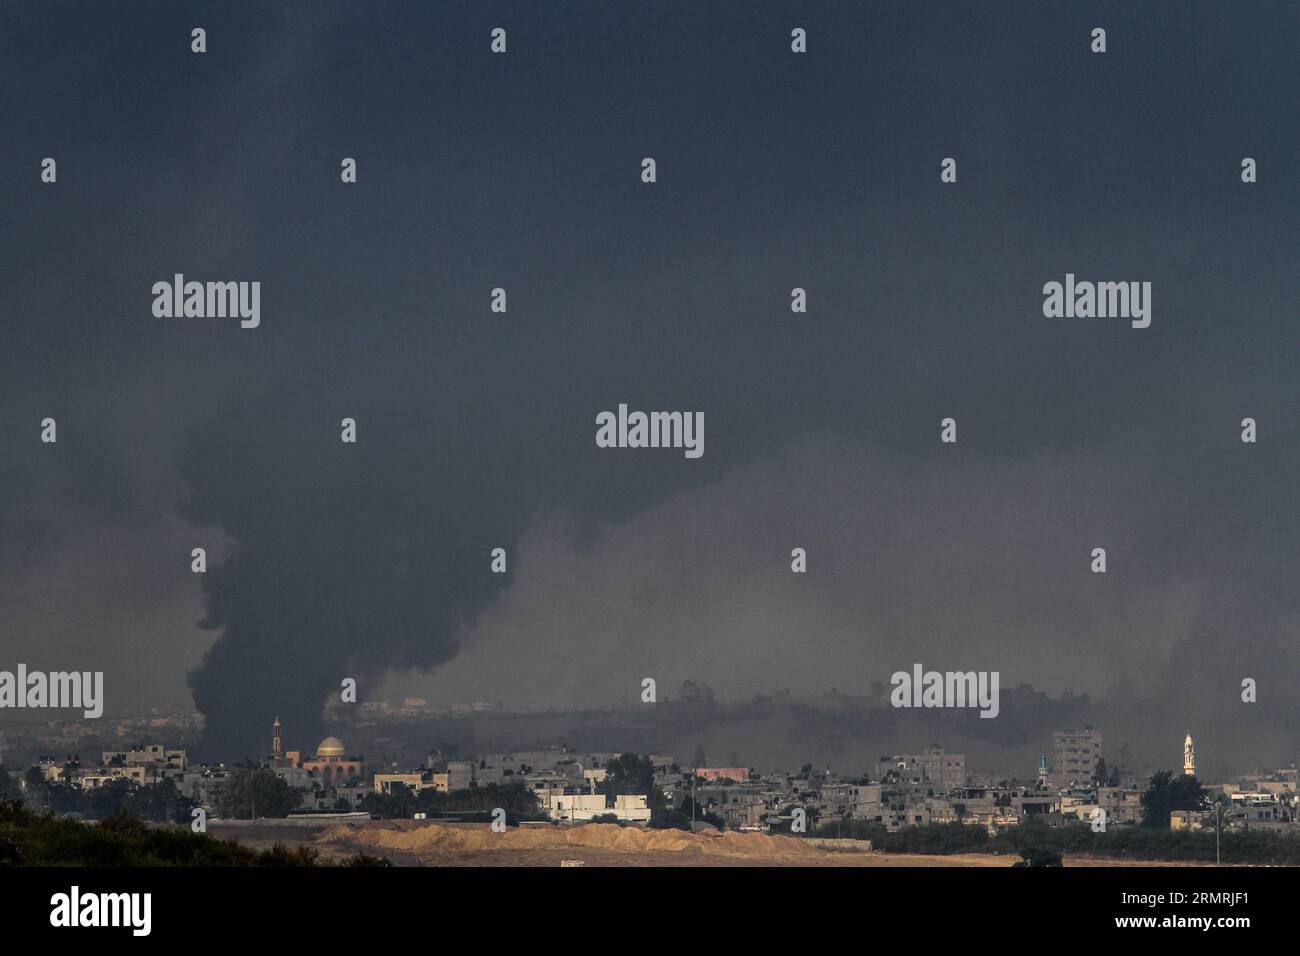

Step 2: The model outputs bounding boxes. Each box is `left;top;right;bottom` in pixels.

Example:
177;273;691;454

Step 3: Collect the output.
1;1;1295;765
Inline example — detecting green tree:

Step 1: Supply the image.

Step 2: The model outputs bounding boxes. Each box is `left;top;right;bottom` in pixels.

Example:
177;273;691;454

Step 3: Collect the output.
602;753;654;794
1141;770;1207;828
217;769;302;819
1016;845;1063;867
137;777;198;823
0;797;326;867
23;767;49;808
599;753;665;810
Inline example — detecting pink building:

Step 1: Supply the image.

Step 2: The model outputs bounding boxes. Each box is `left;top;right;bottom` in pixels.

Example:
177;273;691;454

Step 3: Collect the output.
695;767;749;783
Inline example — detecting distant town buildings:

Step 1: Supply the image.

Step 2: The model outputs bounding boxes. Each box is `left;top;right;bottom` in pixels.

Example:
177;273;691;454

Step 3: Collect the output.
12;713;1300;840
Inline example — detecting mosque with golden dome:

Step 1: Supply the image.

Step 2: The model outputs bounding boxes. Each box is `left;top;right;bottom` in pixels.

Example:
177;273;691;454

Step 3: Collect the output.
269;716;366;786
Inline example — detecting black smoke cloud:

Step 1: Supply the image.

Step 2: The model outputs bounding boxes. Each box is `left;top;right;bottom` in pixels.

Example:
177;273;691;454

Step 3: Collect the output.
1;2;1295;765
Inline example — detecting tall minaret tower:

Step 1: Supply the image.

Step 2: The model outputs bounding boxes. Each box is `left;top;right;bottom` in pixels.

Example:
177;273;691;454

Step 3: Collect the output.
1037;753;1049;789
1183;733;1195;776
272;715;283;761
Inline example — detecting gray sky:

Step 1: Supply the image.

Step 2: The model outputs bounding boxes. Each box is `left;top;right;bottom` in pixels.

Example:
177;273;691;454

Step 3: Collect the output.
1;1;1295;769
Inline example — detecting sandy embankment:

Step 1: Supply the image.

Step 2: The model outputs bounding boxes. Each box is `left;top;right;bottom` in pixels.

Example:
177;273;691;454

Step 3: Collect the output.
311;820;1019;866
213;820;1212;867
320;819;821;857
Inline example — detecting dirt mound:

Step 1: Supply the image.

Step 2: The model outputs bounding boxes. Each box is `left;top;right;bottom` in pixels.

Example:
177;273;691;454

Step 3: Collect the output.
318;821;823;860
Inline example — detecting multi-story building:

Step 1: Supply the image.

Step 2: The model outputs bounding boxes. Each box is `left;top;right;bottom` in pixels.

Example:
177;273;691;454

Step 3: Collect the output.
101;745;187;772
876;746;967;791
819;782;877;818
1050;729;1102;788
1097;786;1143;825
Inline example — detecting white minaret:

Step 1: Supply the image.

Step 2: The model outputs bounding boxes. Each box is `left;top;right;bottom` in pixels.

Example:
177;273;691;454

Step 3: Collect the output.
1183;733;1196;776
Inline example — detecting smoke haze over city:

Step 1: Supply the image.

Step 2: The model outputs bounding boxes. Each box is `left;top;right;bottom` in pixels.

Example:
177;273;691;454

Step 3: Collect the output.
1;1;1295;779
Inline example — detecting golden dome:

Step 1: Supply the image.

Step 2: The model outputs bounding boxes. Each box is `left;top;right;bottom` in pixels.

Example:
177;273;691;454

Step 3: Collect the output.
316;736;345;758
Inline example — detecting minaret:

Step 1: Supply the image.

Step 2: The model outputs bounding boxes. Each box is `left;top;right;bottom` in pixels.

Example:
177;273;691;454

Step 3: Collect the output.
272;716;283;761
1183;733;1195;776
1037;753;1048;789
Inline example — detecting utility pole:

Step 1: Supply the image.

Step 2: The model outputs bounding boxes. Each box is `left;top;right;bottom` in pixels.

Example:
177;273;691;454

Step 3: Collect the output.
1215;803;1222;865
